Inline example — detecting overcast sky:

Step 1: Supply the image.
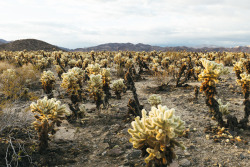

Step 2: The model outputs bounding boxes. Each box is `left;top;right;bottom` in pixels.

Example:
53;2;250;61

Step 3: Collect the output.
1;0;250;49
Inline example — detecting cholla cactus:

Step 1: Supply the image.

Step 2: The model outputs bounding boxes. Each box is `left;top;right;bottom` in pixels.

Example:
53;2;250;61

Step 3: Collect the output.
152;63;160;73
101;68;111;106
55;65;63;79
40;70;55;95
199;58;229;87
125;58;133;69
128;105;185;166
82;58;90;69
68;67;84;88
114;52;122;65
148;94;162;107
101;68;111;85
35;58;48;70
100;59;108;68
68;59;77;68
86;63;101;75
30;97;69;152
194;66;201;76
218;99;230;115
236;72;250;96
88;74;104;113
161;58;170;69
61;72;80;94
233;60;244;79
112;79;126;99
78;104;86;118
198;58;229;127
236;72;250;125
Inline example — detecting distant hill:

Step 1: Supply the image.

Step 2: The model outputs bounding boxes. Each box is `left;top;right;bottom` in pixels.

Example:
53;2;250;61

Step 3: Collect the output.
0;39;63;51
74;43;162;52
74;43;250;53
0;39;9;45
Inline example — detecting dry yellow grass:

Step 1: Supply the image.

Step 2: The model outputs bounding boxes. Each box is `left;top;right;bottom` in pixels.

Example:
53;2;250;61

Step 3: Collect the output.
0;61;15;74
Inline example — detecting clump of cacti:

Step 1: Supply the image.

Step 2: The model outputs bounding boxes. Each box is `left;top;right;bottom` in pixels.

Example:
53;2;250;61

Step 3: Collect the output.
128;105;185;166
40;70;55;97
112;79;126;99
30;97;69;152
148;94;162;107
88;74;104;114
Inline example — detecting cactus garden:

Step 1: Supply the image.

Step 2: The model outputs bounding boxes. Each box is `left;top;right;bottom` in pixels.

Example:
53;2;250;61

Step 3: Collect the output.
0;50;249;167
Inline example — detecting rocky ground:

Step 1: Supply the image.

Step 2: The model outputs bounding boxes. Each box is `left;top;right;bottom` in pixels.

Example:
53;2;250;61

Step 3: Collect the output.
0;67;249;167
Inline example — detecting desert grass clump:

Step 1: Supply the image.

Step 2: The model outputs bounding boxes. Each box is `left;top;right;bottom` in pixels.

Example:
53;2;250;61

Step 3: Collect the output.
128;105;185;166
30;97;70;152
88;74;104;114
0;61;15;74
112;79;126;99
40;70;56;96
0;69;20;99
148;94;162;107
0;64;40;101
199;58;229;127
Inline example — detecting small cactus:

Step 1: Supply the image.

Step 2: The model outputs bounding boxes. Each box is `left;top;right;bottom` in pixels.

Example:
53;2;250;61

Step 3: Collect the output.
148;94;162;107
30;97;69;152
40;70;55;96
88;74;104;114
112;79;126;99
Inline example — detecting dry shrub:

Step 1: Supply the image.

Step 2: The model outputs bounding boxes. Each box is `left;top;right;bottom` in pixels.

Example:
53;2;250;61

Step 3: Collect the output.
0;63;40;100
0;61;15;74
17;63;41;88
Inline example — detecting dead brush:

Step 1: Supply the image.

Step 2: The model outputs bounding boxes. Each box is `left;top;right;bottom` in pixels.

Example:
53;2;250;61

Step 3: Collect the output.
0;61;15;74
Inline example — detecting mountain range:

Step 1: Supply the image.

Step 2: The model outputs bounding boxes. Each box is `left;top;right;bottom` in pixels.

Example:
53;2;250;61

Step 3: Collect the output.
1;38;250;53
